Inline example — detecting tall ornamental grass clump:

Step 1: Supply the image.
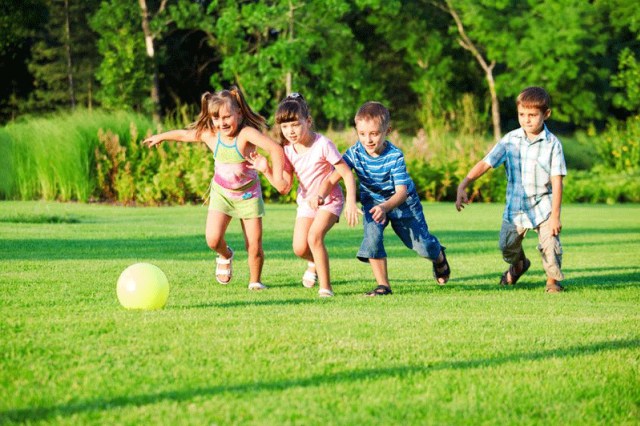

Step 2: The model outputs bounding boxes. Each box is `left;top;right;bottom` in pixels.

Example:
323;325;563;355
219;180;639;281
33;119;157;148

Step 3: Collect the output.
0;109;156;201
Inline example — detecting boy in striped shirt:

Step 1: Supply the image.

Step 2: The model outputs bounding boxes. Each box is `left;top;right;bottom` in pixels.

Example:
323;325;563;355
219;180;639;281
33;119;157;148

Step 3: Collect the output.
320;101;450;296
455;87;566;293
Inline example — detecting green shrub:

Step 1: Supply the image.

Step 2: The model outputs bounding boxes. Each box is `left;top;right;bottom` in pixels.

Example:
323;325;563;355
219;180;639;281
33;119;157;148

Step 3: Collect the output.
564;170;640;204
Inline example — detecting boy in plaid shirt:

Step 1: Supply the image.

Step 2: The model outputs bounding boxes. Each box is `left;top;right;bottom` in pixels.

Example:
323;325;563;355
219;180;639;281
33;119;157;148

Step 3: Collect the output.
456;87;566;293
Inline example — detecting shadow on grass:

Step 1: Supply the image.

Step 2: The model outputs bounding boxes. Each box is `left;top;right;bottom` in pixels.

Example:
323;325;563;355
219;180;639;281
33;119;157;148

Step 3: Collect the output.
3;338;638;422
448;266;640;291
176;298;316;309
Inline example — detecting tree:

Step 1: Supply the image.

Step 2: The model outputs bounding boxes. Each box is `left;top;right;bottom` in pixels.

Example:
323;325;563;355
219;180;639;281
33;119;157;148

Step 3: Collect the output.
138;0;167;122
434;0;502;140
90;0;150;112
0;0;46;121
27;0;101;114
203;0;378;126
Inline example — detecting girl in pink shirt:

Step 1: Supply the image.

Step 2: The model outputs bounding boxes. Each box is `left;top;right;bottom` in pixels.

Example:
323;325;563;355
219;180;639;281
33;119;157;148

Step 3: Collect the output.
250;93;358;297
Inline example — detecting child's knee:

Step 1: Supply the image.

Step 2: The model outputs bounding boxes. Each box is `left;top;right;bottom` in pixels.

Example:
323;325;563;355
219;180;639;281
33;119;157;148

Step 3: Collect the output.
292;241;307;258
206;234;222;250
306;231;324;249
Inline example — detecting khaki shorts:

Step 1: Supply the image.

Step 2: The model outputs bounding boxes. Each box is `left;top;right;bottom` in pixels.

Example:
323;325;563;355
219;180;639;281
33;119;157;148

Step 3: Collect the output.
498;219;564;281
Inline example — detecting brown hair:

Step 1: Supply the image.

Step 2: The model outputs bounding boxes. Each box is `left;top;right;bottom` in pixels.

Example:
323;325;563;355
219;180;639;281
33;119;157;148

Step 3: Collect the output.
191;85;266;137
274;93;311;145
354;101;391;131
516;86;551;113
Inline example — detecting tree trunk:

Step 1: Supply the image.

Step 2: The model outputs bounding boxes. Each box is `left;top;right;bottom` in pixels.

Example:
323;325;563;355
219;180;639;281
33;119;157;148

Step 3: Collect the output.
285;0;295;95
444;1;502;140
138;0;161;122
63;0;76;109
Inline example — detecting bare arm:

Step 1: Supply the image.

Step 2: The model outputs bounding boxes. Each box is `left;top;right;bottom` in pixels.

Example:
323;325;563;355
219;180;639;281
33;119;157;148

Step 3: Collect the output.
239;127;286;189
370;185;408;224
143;129;201;147
323;161;359;227
455;160;492;211
548;175;563;236
246;152;293;194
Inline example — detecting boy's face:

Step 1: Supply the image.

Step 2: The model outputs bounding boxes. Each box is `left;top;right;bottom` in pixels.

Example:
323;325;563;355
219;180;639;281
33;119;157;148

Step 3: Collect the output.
355;118;388;157
517;105;550;139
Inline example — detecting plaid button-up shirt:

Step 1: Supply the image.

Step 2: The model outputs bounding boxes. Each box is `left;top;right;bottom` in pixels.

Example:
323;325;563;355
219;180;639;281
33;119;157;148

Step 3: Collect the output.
484;125;567;228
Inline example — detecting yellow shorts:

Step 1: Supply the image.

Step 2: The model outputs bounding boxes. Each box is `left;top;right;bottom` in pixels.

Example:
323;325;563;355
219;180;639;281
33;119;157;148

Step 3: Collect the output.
208;180;265;219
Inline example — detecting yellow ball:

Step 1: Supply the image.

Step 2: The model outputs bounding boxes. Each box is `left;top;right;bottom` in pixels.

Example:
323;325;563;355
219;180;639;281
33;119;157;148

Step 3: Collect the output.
117;263;169;310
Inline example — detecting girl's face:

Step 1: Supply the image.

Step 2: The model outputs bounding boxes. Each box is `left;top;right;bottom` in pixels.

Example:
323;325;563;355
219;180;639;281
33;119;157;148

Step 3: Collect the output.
280;118;312;145
216;103;242;137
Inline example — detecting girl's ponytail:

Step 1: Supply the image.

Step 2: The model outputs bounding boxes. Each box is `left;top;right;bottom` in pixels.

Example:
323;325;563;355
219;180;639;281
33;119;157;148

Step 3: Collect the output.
191;92;216;137
229;85;267;132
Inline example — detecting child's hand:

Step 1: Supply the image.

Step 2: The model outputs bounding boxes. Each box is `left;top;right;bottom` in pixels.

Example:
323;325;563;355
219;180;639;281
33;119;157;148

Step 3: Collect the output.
549;216;562;236
455;185;469;211
308;194;324;210
344;201;361;227
246;151;269;173
143;135;163;148
369;205;387;224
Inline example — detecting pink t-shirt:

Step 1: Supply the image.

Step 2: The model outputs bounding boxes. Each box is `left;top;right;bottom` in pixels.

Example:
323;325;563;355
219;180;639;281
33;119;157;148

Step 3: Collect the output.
284;133;344;209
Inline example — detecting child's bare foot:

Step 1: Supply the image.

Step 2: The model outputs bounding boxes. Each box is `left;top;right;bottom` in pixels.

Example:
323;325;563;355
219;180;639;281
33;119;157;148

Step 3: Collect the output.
545;278;565;293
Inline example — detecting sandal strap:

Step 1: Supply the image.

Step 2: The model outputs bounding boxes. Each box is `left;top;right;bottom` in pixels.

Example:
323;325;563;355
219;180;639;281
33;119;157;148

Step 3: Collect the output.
366;285;392;295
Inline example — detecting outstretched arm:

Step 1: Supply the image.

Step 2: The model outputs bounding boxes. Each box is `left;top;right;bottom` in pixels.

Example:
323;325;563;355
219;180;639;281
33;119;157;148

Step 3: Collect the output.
142;129;200;147
455;161;492;211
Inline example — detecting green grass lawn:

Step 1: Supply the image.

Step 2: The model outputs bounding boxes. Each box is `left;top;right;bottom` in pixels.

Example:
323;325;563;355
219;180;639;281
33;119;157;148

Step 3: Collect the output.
1;201;639;425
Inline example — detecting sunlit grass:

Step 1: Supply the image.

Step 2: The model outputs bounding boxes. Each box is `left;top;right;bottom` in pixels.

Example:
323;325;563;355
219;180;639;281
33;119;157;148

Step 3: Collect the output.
1;201;639;425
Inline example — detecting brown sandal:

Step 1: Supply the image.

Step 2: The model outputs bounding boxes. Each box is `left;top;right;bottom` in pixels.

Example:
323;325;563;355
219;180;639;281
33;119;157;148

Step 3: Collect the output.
500;258;531;286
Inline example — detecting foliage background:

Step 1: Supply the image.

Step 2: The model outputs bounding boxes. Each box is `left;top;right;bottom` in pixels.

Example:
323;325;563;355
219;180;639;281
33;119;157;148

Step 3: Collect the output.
1;0;639;203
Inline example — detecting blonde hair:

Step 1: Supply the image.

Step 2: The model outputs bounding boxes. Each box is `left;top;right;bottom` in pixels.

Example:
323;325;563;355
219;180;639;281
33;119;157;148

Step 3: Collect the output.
274;93;311;145
516;86;551;113
354;101;391;131
191;85;266;137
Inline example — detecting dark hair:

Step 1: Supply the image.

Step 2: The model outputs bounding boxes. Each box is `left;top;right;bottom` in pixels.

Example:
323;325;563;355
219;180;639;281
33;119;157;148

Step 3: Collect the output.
354;101;391;131
516;86;551;112
274;93;312;145
191;85;266;137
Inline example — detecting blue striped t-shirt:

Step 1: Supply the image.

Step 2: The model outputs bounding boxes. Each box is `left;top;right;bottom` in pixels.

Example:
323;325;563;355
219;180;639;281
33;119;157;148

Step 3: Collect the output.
343;140;422;219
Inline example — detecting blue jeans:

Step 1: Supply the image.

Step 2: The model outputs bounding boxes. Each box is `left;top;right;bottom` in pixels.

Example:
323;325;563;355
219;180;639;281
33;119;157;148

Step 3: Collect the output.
357;211;443;262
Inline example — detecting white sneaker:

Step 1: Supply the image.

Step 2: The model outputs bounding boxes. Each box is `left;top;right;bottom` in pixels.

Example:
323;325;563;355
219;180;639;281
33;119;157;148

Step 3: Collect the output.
248;282;267;291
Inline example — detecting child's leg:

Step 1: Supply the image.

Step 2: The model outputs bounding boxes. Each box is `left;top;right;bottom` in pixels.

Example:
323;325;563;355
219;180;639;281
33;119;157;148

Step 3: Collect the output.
369;258;390;287
307;211;339;292
292;217;314;262
205;210;233;254
292;217;318;287
535;219;564;291
390;215;449;284
498;220;530;284
206;210;234;284
358;212;392;295
240;218;264;284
